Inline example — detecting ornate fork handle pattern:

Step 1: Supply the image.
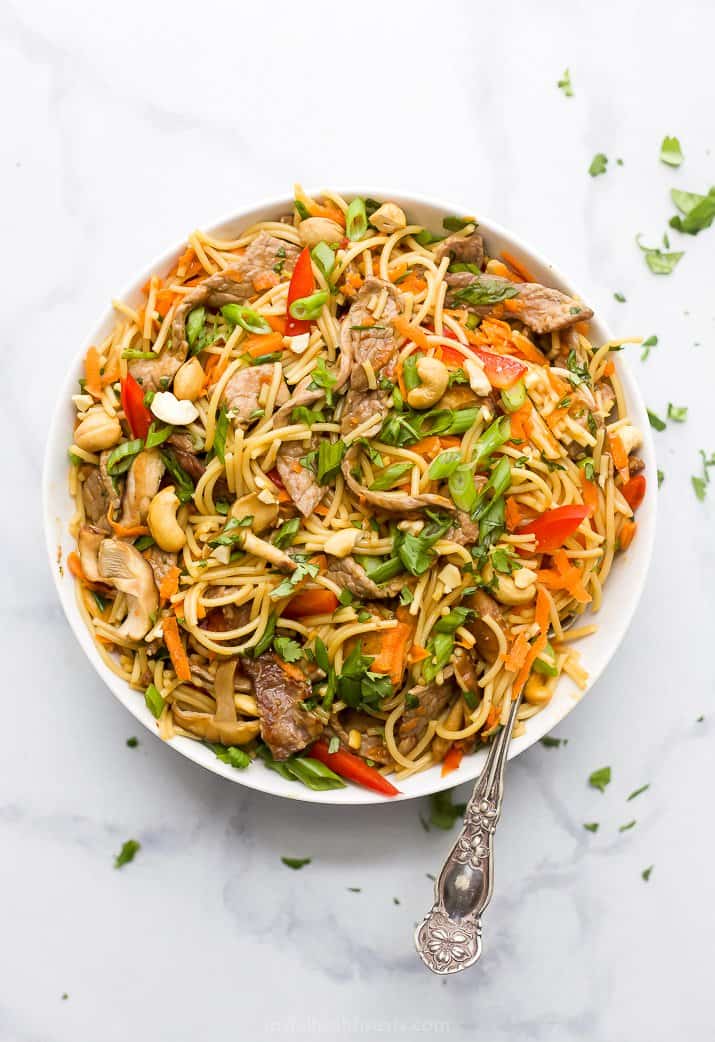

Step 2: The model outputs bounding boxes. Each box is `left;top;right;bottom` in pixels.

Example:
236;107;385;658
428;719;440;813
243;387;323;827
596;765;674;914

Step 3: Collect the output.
414;694;522;974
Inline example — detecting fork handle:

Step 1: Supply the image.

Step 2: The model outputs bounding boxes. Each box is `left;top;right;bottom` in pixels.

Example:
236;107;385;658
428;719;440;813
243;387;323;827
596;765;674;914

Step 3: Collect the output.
414;694;521;974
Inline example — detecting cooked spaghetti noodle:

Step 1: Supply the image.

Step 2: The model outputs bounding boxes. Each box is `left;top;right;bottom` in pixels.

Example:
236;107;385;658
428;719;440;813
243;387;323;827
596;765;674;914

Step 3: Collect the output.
66;187;647;795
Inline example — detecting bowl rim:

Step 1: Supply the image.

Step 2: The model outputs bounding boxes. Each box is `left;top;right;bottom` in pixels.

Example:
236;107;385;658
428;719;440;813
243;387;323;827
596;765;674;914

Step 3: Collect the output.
42;186;657;805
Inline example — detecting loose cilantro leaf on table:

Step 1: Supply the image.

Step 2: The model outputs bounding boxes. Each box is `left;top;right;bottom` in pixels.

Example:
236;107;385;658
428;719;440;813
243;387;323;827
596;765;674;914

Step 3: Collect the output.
670;186;715;235
660;135;684;167
589;153;608;177
115;839;141;869
636;235;684;274
588;766;611;793
557;68;573;97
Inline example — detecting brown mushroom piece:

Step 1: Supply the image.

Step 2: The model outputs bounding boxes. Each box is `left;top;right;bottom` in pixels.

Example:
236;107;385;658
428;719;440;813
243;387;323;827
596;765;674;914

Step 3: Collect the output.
173;659;260;745
97;539;158;640
118;450;165;528
77;525;105;582
464;589;504;664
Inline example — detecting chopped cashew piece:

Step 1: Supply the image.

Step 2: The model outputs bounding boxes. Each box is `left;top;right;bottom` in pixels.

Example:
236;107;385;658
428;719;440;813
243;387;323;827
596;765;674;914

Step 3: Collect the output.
464;357;492;397
406;356;449;409
370;203;407;235
285;332;310;354
150;391;199;426
438;563;462;594
616;423;643;456
147;486;187;552
323;528;359;558
98;539;158;640
74;406;122;452
72;393;95;413
230;492;278;534
513;566;537;590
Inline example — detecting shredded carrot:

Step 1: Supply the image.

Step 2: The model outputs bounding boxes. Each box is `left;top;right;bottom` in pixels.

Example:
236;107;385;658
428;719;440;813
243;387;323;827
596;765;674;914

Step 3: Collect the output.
313;503;330;517
371;619;414;686
603;359;615;377
243;331;284;358
398;272;426;295
392;315;431;352
609;433;628;471
162;614;191;682
266;314;287;334
503;297;525;314
485;705;501;730
535;585;550;634
538;550;590;604
388;262;408;284
252;271;279;292
501;250;536;283
505;496;523;532
159;566;181;603
574;320;590;336
203;352;230;387
410;436;443;460
154;288;178;318
100;358;120;387
509;400;533;442
441;745;464;777
511;330;548;365
308;201;346;227
408;644;430;664
487;259;522;282
85;347;102;397
581;473;599;516
175;246;195;278
67;551;86;582
546;369;572;398
107;513;149;538
504;631;530;672
619;519;637;550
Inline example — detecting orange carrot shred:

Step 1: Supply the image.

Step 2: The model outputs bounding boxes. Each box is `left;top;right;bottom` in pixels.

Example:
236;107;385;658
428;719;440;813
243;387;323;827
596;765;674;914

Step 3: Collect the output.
163;614;191;682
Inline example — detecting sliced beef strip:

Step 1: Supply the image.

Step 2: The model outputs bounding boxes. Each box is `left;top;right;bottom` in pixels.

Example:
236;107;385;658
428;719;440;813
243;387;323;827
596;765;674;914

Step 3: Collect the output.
464;590;503;664
275;436;325;517
199;590;251;633
80;466;112;530
223;364;288;426
325;712;392;766
445;273;593;334
166;432;206;483
99;451;122;514
128;351;182;394
447;510;480;547
242;652;323;760
343;278;402;392
324;556;403;601
435;230;484;268
628;455;645;475
172;233;300;358
340;387;391;434
398;681;455;755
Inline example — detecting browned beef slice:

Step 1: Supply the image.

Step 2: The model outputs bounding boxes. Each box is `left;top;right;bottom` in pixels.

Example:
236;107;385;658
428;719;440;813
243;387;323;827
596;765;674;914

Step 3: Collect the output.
340;387;391;434
223;364;287;425
128;352;182;394
324;556;402;600
166;433;206;482
242;653;323;759
398;682;454;754
435;230;484;268
275;437;324;516
144;547;178;591
345;278;402;392
447;510;480;547
445;273;593;334
325;711;392;766
81;467;111;528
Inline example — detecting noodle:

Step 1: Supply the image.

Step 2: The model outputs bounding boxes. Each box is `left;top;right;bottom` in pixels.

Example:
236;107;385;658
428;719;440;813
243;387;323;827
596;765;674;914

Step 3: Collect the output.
65;188;646;793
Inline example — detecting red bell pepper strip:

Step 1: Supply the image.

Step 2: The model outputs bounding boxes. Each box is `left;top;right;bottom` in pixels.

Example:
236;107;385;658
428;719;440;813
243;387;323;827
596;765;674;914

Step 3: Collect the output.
518;504;590;552
471;346;526;389
120;373;152;440
309;740;400;797
285;247;315;337
620;474;646;513
441;745;464;777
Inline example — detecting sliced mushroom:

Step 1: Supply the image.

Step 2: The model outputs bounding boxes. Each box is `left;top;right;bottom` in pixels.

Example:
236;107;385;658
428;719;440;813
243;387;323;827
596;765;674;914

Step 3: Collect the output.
98;539;158;640
77;525;105;582
119;450;165;528
173;659;261;744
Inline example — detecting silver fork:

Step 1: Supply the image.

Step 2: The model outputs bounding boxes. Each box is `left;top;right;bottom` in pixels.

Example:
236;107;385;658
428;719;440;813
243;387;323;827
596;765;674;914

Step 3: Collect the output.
414;692;522;974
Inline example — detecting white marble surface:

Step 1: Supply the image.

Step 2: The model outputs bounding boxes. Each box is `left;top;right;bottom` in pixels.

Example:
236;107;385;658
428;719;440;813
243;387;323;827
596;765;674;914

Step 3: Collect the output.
3;0;714;1038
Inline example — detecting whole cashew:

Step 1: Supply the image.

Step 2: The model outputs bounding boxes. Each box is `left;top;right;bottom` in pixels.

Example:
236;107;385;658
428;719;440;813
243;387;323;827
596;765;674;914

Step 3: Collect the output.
370;203;407;235
492;572;537;606
406;356;449;409
147;486;186;552
174;357;205;401
298;217;344;248
74;406;122;452
524;672;555;706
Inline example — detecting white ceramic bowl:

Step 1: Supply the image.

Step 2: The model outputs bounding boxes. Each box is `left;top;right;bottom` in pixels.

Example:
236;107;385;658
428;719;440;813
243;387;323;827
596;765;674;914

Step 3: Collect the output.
43;190;657;805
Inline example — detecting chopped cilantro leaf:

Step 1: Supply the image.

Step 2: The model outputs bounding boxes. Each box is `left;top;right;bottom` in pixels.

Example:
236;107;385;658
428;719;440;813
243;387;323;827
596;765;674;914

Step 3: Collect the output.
637;235;684;274
557;68;573;97
583;822;599;833
660;135;684;168
114;839;140;869
588;153;608;177
588;766;611;793
281;857;311;870
627;783;650;801
641;865;654;882
667;403;687;422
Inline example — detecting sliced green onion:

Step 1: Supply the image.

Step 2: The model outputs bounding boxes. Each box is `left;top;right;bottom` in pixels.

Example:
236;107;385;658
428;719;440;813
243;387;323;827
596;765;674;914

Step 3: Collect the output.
186;306;206;349
500;378;526;413
369;462;413;491
134;535;155;551
478;496;505;546
221;303;271;334
106;439;144;476
434;607;473;634
346;197;368;241
533;642;558;677
289;290;329;321
144;683;165;719
213;406;229;464
145;423;172;450
428;450;462;480
122;349;159;360
472;416;512;470
311;241;336;281
366;557;403;584
448;463;478;512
